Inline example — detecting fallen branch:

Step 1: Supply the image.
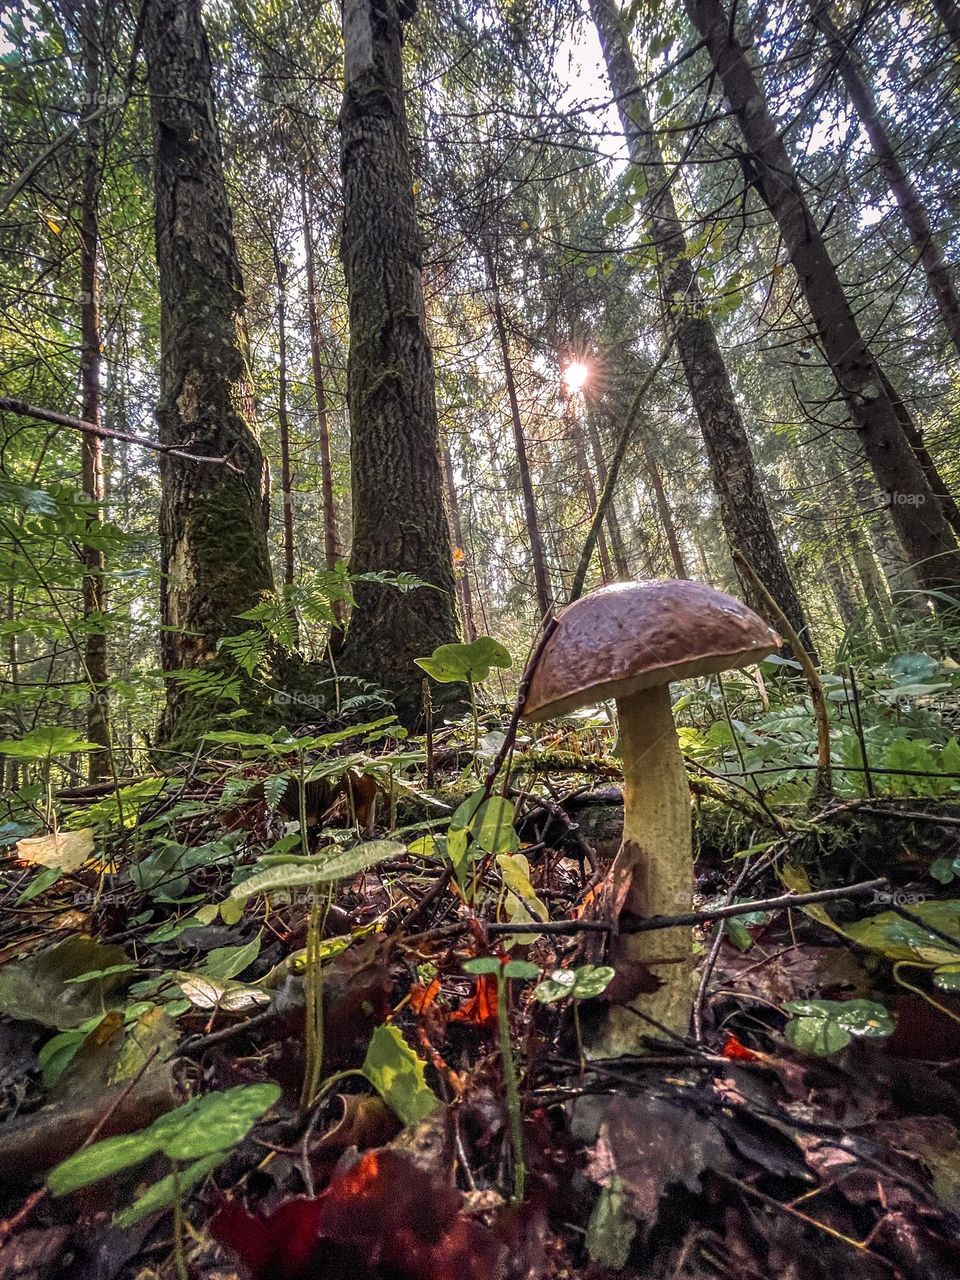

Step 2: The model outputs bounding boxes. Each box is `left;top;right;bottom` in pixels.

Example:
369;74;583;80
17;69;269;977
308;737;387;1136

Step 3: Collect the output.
0;397;244;470
424;876;889;938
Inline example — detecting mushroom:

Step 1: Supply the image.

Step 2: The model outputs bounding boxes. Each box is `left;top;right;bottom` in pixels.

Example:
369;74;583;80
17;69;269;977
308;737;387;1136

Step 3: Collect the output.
522;580;780;1053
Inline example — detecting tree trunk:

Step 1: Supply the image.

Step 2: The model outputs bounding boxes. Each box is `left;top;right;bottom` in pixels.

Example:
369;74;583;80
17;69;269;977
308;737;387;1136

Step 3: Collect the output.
933;0;960;55
589;0;813;650
484;245;554;620
569;408;613;582
300;175;341;578
685;0;960;607
272;251;296;591
78;0;111;780
144;0;274;741
810;2;960;360
441;436;478;640
585;410;631;577
335;0;460;720
639;425;688;578
848;524;893;645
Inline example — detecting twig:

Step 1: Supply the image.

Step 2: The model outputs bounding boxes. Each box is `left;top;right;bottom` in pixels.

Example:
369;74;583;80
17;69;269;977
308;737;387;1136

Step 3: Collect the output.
417;877;888;939
693;856;753;1041
568;337;674;604
0;398;244;470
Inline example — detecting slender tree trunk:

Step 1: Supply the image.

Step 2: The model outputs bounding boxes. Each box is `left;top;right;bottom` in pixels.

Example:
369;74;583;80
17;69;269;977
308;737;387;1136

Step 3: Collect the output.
335;0;460;719
300;175;341;577
848;525;893;645
685;0;960;606
484;245;554;619
585;410;630;577
809;1;960;360
272;250;296;590
144;0;274;741
590;0;812;647
639;426;688;578
933;0;960;55
78;0;111;780
441;436;478;640
569;409;612;582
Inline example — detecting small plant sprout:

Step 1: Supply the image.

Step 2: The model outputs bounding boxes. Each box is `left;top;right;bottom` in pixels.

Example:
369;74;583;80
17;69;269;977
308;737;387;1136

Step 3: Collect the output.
416;636;512;762
534;964;615;1069
522;581;779;1051
462;955;539;1202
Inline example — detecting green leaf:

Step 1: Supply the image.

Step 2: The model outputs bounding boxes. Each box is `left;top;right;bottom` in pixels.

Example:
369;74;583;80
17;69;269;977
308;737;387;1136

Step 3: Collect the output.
472;797;519;855
151;1084;281;1161
48;1131;158;1196
414;636;512;684
198;936;261;981
0;727;101;760
502;960;539;980
114;1152;224;1228
933;964;960;991
463;957;501;975
846;905;960;966
586;1177;637;1268
534;969;576;1003
231;841;405;898
572;964;615;999
783;999;895;1057
362;1025;439;1127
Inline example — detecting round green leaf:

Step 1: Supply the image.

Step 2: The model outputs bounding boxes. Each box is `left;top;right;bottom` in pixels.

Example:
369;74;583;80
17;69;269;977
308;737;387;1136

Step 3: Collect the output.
463;957;501;975
534;969;576;1003
572;964;615;999
502;960;539;980
414;637;512;684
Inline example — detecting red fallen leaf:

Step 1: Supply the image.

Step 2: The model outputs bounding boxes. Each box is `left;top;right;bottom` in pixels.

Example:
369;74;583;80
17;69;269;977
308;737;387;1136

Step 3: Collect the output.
410;978;441;1016
212;1148;506;1280
721;1033;762;1062
449;973;498;1030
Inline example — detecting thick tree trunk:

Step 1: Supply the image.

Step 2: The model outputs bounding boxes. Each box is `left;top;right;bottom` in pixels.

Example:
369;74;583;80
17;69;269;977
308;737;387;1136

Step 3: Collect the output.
273;251;296;590
301;176;342;578
685;0;960;606
590;0;813;650
78;0;111;780
484;246;554;620
144;0;274;741
933;0;960;55
335;0;460;720
441;437;478;640
810;2;960;360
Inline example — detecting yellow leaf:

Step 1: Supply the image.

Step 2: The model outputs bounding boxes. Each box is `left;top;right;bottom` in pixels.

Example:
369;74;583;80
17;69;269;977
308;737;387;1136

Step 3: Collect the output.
46;218;61;235
412;179;421;196
17;827;94;871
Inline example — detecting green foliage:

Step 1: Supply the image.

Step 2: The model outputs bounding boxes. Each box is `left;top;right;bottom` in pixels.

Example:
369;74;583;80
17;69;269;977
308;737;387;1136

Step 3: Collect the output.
361;1025;439;1126
534;964;615;1003
783;999;895;1056
415;636;512;684
47;1083;281;1196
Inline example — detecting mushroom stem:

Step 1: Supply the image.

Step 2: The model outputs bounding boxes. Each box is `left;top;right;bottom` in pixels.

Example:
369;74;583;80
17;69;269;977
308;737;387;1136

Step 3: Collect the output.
597;683;694;1053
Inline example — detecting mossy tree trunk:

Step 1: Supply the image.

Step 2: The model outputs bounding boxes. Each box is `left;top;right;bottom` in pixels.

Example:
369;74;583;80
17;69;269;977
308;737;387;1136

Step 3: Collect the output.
144;0;274;741
335;0;460;721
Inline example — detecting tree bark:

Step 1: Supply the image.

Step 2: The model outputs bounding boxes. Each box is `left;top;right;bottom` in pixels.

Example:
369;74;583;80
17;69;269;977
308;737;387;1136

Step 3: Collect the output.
568;407;613;582
144;0;274;741
300;175;342;578
585;409;631;577
78;0;111;780
272;250;296;590
639;425;688;578
933;0;960;56
685;0;960;607
590;0;814;650
441;436;478;640
809;1;960;361
484;245;554;620
335;0;460;720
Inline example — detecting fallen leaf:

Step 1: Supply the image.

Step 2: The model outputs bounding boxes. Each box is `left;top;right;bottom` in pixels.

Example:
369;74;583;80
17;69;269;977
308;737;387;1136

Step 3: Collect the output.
16;828;94;871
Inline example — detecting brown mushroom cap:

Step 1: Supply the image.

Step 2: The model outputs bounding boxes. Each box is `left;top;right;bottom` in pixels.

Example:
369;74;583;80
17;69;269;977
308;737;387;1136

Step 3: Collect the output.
523;580;781;722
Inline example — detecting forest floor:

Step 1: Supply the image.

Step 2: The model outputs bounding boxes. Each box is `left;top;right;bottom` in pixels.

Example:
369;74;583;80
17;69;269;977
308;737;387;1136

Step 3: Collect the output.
2;693;960;1280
